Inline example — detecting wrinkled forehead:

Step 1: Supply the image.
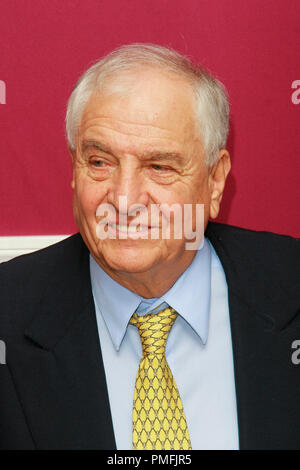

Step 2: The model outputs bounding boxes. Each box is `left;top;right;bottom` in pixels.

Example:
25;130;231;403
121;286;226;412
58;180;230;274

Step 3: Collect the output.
79;67;199;143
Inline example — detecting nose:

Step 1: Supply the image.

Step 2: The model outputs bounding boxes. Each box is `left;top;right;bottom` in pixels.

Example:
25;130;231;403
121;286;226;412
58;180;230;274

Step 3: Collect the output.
106;161;150;215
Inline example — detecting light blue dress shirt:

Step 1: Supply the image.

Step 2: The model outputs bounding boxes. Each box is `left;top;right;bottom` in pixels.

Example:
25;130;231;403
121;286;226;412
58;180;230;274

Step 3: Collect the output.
90;238;239;450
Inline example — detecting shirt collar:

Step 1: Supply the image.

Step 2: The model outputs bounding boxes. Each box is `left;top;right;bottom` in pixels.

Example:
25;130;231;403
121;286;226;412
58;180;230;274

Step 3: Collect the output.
90;256;142;351
90;238;212;350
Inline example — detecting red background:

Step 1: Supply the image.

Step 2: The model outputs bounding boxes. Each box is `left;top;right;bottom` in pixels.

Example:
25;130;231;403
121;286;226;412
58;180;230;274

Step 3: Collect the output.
0;0;299;237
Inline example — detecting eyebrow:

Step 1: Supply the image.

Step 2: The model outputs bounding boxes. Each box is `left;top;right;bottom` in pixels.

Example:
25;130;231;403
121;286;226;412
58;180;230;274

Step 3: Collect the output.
81;140;184;165
81;140;111;154
139;151;184;165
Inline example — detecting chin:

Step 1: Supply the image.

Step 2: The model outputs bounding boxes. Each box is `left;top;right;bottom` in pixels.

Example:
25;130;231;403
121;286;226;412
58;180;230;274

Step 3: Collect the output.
97;242;160;274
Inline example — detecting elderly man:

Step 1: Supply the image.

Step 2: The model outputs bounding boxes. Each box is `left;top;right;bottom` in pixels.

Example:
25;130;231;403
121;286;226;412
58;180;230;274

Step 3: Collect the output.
0;44;299;450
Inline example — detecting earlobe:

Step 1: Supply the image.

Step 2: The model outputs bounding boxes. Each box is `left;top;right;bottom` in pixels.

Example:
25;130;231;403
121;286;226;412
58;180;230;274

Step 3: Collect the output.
209;149;231;219
69;147;76;190
209;199;220;219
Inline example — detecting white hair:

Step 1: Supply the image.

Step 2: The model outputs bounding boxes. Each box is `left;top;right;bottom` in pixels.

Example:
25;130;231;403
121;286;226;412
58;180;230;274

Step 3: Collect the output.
66;43;229;166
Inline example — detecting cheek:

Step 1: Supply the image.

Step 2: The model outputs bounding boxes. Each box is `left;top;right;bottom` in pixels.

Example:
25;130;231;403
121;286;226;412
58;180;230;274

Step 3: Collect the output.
149;185;189;206
74;177;107;218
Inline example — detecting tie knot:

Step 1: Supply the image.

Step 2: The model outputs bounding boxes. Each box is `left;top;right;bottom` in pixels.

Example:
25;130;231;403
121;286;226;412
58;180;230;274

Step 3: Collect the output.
130;306;178;357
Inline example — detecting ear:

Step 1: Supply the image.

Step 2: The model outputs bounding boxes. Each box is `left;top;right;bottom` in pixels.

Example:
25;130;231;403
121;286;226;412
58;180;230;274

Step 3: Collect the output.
68;146;76;190
208;149;231;219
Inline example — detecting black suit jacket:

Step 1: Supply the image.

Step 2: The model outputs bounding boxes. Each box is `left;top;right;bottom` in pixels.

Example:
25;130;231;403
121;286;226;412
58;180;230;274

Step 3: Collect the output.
0;222;300;449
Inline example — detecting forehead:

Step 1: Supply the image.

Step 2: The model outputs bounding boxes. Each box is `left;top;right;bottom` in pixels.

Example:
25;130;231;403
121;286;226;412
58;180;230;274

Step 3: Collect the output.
79;68;198;150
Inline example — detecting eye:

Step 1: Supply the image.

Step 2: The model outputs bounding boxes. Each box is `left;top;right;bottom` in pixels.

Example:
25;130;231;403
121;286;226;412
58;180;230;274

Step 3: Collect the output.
90;159;107;168
151;164;171;172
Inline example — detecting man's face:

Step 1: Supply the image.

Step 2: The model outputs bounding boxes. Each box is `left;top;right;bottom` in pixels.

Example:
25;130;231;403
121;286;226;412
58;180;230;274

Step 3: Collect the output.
71;69;220;280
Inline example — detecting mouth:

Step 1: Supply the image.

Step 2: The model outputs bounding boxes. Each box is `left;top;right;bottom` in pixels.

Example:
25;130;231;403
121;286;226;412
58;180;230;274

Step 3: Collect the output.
104;222;160;239
111;223;151;233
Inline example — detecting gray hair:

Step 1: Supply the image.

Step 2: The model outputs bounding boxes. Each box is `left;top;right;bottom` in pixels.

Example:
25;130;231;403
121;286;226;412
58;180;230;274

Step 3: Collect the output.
66;43;229;166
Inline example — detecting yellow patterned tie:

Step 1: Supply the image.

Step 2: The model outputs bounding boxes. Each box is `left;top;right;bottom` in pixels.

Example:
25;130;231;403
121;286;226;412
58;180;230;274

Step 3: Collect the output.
130;306;192;450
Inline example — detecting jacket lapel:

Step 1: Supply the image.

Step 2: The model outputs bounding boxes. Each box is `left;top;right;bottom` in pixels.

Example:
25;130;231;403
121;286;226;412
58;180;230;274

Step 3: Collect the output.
206;222;300;449
7;234;116;449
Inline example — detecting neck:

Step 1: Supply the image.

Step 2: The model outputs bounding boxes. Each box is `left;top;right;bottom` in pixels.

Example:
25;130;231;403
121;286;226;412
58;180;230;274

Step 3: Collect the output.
94;250;197;298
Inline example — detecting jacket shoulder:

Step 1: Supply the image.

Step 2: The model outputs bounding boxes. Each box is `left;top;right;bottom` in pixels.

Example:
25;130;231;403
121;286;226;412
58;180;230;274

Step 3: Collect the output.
207;220;299;242
0;233;84;274
206;221;300;260
206;221;300;291
0;233;87;334
206;222;300;329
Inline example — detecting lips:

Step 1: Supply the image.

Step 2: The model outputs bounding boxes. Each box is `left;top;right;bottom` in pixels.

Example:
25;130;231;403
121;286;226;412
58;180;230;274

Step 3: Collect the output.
98;222;160;240
110;223;155;233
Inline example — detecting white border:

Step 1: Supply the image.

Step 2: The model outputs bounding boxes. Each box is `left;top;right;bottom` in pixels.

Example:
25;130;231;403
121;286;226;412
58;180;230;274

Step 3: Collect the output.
0;235;70;263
